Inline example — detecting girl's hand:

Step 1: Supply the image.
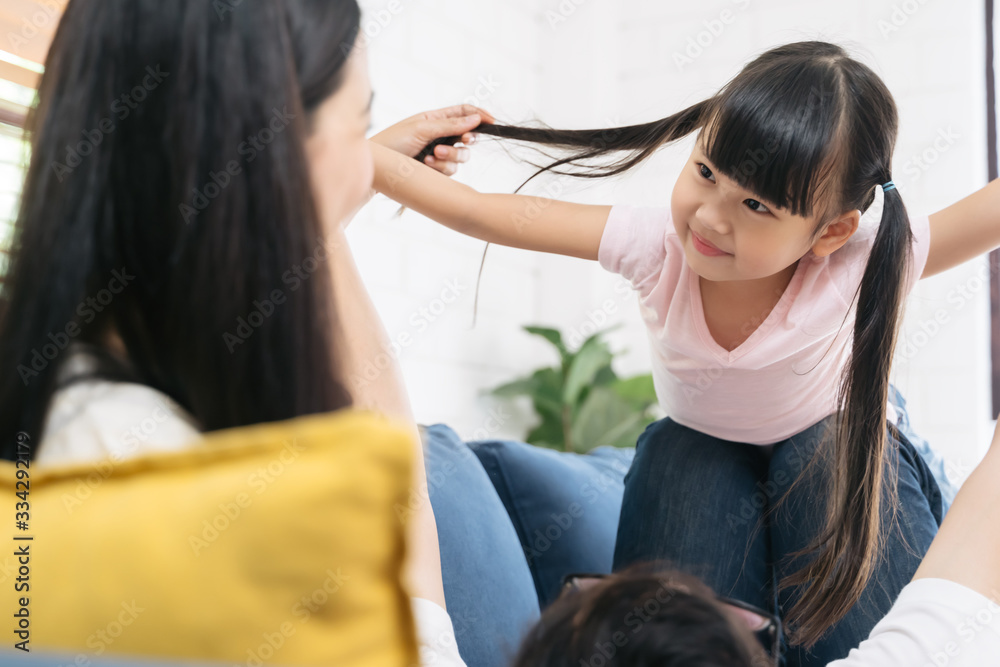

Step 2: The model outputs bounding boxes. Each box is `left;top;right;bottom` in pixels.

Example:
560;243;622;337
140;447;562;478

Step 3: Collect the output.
371;104;496;176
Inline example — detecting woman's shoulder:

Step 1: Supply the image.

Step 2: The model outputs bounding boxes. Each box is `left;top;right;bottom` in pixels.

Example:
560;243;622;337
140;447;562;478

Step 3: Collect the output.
35;347;202;468
33;346;406;470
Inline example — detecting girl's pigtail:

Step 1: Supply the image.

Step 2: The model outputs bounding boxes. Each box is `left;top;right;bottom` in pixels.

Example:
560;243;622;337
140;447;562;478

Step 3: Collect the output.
782;182;912;646
472;100;711;192
455;101;712;324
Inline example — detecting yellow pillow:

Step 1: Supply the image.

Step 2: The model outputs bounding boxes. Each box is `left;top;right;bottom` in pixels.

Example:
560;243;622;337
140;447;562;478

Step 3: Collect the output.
0;409;418;667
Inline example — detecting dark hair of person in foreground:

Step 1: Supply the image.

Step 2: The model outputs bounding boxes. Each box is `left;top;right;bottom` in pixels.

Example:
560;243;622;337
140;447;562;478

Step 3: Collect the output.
0;0;364;461
510;563;770;667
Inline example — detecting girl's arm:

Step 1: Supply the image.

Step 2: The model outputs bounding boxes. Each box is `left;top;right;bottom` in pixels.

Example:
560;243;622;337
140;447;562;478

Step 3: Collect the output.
924;178;1000;278
912;418;1000;599
370;140;612;261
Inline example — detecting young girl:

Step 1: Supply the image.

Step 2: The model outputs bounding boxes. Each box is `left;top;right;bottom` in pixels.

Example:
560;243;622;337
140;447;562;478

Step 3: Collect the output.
370;41;1000;665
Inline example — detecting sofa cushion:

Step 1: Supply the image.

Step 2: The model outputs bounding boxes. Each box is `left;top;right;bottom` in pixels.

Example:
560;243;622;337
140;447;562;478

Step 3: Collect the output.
467;439;636;608
421;424;541;667
0;410;418;667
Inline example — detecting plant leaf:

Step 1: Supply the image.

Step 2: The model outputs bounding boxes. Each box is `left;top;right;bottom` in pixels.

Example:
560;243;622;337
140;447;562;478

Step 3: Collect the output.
490;324;655;452
490;376;538;398
530;367;565;416
524;326;569;358
570;386;652;452
593;365;618;387
525;413;565;450
563;336;613;407
612;374;658;410
576;323;623;351
605;417;652;452
490;367;563;412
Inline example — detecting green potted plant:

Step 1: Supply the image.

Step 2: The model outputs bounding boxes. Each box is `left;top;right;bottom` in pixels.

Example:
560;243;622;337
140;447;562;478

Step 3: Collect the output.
488;325;660;453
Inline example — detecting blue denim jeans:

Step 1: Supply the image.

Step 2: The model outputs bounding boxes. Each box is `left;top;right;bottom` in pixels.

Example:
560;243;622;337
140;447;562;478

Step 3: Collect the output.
889;385;959;514
421;425;541;667
612;415;943;667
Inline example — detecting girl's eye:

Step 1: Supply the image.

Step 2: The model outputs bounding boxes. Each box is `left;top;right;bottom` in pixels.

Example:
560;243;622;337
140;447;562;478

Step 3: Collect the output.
697;161;772;214
745;199;771;214
697;163;716;182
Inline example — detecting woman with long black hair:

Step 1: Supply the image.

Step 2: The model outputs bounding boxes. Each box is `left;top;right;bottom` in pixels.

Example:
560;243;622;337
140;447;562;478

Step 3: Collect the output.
0;1;488;664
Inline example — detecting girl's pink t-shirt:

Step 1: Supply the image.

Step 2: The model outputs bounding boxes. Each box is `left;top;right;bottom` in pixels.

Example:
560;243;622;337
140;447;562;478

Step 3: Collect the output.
598;205;932;445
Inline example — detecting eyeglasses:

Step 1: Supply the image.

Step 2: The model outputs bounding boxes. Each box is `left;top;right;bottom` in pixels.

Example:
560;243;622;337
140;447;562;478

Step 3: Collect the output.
560;573;782;667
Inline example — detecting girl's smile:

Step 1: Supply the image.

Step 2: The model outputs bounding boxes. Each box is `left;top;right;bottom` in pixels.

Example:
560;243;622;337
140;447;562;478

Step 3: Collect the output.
690;229;732;257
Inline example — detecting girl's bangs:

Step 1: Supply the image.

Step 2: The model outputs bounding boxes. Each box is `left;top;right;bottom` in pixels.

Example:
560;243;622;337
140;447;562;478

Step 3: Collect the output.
700;67;844;220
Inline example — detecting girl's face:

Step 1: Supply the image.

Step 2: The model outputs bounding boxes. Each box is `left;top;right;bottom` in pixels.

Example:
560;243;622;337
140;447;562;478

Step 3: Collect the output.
670;133;857;284
304;36;375;232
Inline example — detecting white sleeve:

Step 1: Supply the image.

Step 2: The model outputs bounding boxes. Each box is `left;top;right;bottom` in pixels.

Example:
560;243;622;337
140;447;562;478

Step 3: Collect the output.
410;597;469;667
827;578;1000;667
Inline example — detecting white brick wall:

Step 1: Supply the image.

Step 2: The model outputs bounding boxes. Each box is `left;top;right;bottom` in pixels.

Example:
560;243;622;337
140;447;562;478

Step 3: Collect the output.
352;0;995;476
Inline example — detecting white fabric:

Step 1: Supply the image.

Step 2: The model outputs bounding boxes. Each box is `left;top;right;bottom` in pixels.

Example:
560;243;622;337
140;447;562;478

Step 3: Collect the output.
36;378;201;467
35;345;201;467
36;345;468;667
828;578;1000;667
410;597;470;667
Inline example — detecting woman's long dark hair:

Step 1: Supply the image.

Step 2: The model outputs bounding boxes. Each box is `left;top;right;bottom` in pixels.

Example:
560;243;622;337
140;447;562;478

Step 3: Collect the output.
0;0;362;460
472;41;911;647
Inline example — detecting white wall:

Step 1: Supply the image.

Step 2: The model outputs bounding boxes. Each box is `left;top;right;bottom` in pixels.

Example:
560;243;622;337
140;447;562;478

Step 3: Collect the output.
352;0;994;480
